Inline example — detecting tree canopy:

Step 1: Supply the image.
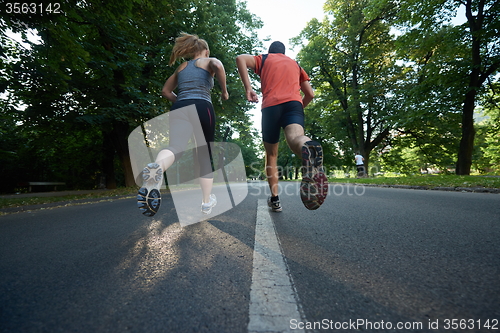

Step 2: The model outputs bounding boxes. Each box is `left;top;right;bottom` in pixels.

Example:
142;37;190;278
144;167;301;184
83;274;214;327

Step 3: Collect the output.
293;0;499;176
0;0;263;192
1;0;499;194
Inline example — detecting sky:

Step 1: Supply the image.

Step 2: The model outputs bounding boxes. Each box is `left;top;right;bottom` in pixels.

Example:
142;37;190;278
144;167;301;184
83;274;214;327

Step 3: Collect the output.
244;0;326;58
242;0;327;132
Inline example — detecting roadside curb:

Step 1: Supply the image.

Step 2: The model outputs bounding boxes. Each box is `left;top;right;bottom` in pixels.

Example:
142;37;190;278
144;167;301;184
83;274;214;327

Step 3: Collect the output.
0;195;135;215
334;183;500;194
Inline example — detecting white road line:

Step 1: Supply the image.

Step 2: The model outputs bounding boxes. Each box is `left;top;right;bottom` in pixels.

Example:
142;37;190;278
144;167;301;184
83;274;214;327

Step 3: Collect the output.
248;199;305;333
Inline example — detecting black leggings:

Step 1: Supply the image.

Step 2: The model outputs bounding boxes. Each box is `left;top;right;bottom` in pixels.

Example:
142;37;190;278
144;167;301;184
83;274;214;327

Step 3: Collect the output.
167;99;215;178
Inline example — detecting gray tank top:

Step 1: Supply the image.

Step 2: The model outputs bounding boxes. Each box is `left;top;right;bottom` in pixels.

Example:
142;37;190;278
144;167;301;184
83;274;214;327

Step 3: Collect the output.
176;59;214;103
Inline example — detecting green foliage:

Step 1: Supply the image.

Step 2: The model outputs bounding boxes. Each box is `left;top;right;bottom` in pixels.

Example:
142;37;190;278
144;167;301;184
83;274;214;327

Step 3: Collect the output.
2;0;498;194
473;87;500;173
0;0;263;192
377;130;458;175
293;0;402;172
294;0;499;176
394;0;500;175
228;131;263;178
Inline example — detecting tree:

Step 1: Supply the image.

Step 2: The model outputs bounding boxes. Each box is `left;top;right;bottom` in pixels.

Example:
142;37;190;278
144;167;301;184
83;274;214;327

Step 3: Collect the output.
1;0;262;191
390;24;467;173
394;0;500;175
292;0;403;173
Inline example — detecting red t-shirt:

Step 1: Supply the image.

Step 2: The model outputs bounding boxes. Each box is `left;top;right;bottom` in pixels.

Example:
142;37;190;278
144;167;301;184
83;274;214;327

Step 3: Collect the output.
253;53;310;109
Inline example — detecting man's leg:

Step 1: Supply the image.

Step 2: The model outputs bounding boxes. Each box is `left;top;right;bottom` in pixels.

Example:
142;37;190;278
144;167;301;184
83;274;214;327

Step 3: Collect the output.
263;141;280;197
284;124;328;210
264;141;282;212
284;123;310;154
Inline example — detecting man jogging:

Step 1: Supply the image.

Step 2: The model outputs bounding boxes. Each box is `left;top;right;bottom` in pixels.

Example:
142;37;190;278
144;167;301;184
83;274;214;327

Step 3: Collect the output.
236;41;328;211
355;152;365;178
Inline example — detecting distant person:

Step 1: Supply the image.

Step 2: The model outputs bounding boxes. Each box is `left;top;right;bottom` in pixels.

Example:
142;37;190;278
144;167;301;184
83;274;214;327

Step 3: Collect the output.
355;153;365;178
236;41;328;212
137;33;229;217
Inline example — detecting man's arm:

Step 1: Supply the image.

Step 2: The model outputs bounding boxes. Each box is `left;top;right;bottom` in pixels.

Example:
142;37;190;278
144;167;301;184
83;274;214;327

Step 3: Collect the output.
300;80;314;108
236;54;259;103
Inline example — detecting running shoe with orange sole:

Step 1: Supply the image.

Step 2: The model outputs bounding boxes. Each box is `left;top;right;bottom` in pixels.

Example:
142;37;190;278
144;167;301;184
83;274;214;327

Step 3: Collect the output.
300;141;328;210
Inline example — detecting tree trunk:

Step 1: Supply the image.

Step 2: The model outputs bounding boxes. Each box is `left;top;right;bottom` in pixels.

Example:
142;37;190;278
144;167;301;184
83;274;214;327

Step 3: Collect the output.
112;121;136;187
102;121;136;188
364;155;369;177
456;92;476;175
102;133;117;189
456;0;483;175
120;151;136;187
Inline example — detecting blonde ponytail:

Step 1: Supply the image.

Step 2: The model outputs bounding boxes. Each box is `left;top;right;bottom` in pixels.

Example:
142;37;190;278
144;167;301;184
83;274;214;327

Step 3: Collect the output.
169;33;209;66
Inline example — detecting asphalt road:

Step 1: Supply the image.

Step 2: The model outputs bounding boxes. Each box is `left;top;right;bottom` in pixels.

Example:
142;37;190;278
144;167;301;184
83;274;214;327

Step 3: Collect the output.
1;182;499;333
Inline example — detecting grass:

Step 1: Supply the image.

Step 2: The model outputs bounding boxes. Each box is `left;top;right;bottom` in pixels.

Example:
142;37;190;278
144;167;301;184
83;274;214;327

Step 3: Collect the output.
330;174;500;189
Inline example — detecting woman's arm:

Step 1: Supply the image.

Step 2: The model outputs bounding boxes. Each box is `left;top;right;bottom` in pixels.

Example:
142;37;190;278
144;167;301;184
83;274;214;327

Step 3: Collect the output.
209;58;229;100
161;71;178;103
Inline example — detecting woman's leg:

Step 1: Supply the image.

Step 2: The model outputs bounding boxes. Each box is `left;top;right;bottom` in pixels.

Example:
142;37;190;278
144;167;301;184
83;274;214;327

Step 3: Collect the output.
199;177;214;203
192;101;216;203
155;149;175;172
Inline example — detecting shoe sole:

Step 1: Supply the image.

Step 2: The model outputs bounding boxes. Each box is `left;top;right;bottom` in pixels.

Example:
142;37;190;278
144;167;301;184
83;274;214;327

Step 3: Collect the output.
300;141;328;210
268;203;282;212
137;163;162;216
267;198;282;212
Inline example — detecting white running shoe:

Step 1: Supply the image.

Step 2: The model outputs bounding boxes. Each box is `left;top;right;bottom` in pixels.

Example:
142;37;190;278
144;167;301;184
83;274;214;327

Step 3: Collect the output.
201;194;217;215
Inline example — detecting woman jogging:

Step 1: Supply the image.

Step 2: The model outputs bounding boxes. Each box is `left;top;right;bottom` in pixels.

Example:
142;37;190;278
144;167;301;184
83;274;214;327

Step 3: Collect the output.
137;33;229;217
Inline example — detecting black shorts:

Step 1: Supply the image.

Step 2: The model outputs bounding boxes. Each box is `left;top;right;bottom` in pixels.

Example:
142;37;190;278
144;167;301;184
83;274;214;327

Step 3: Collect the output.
261;101;304;144
170;99;215;146
168;99;215;178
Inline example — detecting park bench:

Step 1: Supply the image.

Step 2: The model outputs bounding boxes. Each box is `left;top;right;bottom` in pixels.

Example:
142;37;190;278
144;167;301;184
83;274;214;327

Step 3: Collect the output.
18;182;66;192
